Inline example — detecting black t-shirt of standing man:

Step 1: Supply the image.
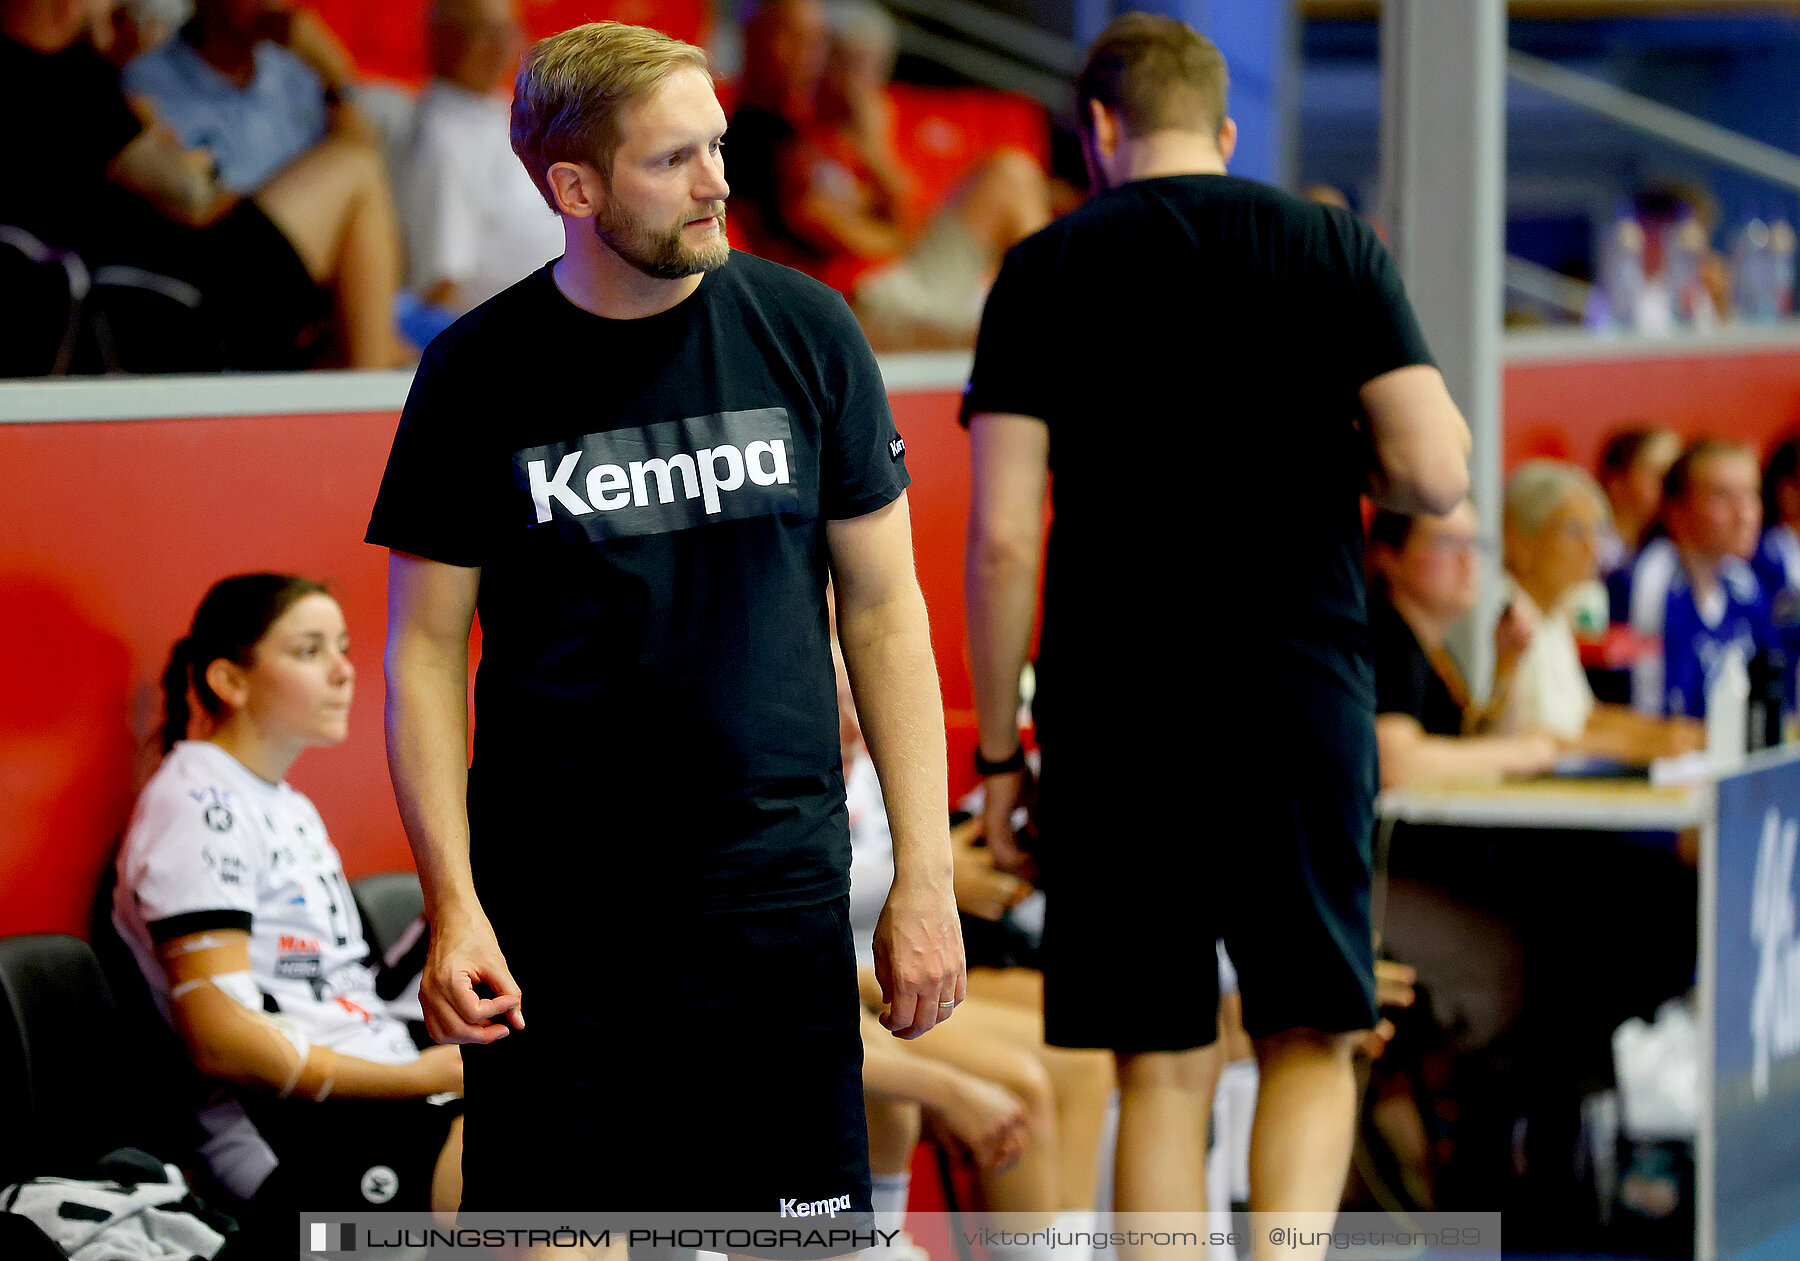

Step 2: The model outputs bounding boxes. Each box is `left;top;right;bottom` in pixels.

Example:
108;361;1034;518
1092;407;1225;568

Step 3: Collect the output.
961;174;1435;752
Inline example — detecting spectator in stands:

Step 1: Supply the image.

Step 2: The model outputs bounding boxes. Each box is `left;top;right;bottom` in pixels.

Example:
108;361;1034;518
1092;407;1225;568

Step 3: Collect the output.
778;0;1051;348
728;0;828;257
1494;460;1703;760
1595;425;1681;574
1610;438;1772;718
0;0;406;369
123;0;370;194
397;0;563;315
1754;432;1800;712
111;574;462;1232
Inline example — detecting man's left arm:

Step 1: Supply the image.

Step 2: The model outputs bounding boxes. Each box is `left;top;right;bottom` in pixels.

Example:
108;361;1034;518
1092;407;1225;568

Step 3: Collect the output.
828;494;964;1040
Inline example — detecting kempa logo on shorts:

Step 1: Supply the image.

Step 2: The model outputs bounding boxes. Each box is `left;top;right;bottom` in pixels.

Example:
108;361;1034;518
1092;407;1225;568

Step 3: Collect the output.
780;1193;853;1218
516;408;804;540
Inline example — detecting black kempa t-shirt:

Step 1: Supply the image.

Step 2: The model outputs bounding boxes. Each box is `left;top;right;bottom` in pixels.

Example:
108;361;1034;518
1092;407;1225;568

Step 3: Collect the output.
368;254;909;907
961;173;1434;749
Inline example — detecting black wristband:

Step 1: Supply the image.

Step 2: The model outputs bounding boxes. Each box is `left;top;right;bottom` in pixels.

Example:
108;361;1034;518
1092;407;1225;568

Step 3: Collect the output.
974;745;1027;776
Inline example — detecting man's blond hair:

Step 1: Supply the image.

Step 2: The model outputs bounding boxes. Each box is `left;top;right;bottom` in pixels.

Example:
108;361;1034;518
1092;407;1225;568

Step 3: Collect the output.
511;21;711;211
1076;12;1227;141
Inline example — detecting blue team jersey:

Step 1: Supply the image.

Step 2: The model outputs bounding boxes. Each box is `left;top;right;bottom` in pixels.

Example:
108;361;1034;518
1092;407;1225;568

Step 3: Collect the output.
1620;538;1774;717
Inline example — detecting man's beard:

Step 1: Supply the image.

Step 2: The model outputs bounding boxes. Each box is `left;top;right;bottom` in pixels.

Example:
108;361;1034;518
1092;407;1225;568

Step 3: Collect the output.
594;198;731;280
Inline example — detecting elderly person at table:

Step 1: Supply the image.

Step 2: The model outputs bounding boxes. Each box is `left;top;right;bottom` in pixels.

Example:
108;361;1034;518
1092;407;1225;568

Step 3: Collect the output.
1493;460;1703;762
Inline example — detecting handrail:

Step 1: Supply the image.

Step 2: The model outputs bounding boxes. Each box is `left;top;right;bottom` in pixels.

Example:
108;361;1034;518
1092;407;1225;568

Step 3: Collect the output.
1507;49;1800;193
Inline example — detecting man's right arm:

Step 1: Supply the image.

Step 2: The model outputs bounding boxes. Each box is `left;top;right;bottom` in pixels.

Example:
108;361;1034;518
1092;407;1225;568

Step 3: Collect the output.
1360;364;1471;516
383;551;522;1043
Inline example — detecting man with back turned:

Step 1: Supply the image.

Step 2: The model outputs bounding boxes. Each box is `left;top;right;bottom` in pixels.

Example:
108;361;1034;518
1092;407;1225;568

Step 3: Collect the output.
962;14;1470;1253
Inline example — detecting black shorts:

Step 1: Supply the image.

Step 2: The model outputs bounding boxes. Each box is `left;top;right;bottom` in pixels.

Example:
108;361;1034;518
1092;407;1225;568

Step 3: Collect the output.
1033;696;1379;1052
459;896;872;1226
243;1092;464;1214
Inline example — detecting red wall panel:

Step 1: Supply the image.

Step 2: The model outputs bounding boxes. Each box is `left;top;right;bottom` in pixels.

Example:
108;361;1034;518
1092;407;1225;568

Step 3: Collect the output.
0;389;979;941
1504;346;1800;471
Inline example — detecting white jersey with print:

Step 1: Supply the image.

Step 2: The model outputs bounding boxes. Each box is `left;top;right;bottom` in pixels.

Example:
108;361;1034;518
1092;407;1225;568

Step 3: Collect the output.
113;740;415;1064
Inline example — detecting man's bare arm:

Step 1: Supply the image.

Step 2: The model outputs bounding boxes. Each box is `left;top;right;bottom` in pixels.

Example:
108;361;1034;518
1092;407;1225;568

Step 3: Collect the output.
827;493;962;1039
1360;364;1472;515
383;552;521;1043
963;412;1049;874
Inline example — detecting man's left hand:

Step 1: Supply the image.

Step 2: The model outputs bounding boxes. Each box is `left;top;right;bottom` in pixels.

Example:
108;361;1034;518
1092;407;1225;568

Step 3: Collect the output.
872;877;966;1039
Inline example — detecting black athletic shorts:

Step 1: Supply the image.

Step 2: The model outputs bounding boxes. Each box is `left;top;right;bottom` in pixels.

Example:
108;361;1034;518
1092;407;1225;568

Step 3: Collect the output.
459;895;872;1229
243;1092;464;1214
1033;691;1379;1052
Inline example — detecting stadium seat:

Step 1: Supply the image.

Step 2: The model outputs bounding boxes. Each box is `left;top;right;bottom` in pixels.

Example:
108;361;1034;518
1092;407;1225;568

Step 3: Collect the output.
351;871;425;956
0;934;162;1188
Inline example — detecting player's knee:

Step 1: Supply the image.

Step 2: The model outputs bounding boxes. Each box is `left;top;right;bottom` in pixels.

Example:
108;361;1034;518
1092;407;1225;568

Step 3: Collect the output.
978;147;1046;200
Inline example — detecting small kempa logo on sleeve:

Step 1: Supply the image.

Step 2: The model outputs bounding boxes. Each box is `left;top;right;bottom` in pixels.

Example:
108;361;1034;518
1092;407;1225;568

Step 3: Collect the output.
516;408;804;540
308;1221;356;1252
888;436;906;461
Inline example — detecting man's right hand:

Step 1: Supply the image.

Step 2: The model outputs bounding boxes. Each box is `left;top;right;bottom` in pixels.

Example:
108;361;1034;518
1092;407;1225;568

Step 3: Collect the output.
978;769;1038;882
421;907;524;1045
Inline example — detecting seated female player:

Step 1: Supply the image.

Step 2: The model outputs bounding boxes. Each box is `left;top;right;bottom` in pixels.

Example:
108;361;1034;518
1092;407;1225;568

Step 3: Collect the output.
111;574;463;1227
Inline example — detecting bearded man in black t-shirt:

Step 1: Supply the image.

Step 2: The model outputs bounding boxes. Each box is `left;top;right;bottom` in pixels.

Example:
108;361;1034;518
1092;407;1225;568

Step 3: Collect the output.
367;20;961;1233
962;13;1470;1245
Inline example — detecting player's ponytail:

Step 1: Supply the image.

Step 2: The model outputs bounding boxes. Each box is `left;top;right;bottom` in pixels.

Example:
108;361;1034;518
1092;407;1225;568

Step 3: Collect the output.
160;637;196;754
159;574;330;754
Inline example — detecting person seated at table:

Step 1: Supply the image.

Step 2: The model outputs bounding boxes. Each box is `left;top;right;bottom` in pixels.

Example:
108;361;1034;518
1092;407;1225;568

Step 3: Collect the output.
1608;438;1774;719
1493;459;1703;761
776;0;1051;349
1753;432;1800;715
1595;425;1681;576
1368;501;1562;787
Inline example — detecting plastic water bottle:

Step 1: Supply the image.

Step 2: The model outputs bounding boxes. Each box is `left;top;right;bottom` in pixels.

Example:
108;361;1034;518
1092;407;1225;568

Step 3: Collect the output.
1707;642;1750;763
1770;216;1796;319
1733;217;1775;322
1595;212;1647;331
1664;213;1708;328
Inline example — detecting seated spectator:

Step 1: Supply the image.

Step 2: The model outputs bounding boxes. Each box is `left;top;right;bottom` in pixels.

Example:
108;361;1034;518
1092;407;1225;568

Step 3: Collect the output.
1493;459;1702;761
1;0;405;370
776;0;1050;348
1609;438;1772;718
1368;501;1561;786
728;0;827;258
111;574;462;1233
123;0;370;195
1595;425;1681;575
1754;432;1800;713
397;0;563;315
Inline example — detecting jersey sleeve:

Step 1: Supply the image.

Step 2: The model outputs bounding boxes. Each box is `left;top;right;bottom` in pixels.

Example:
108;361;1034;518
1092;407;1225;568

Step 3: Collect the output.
125;777;260;945
960;243;1059;428
818;290;912;520
1341;216;1436;387
365;337;490;565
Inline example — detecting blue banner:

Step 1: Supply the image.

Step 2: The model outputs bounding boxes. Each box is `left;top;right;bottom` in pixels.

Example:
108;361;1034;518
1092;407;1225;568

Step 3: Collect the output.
1714;752;1800;1258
